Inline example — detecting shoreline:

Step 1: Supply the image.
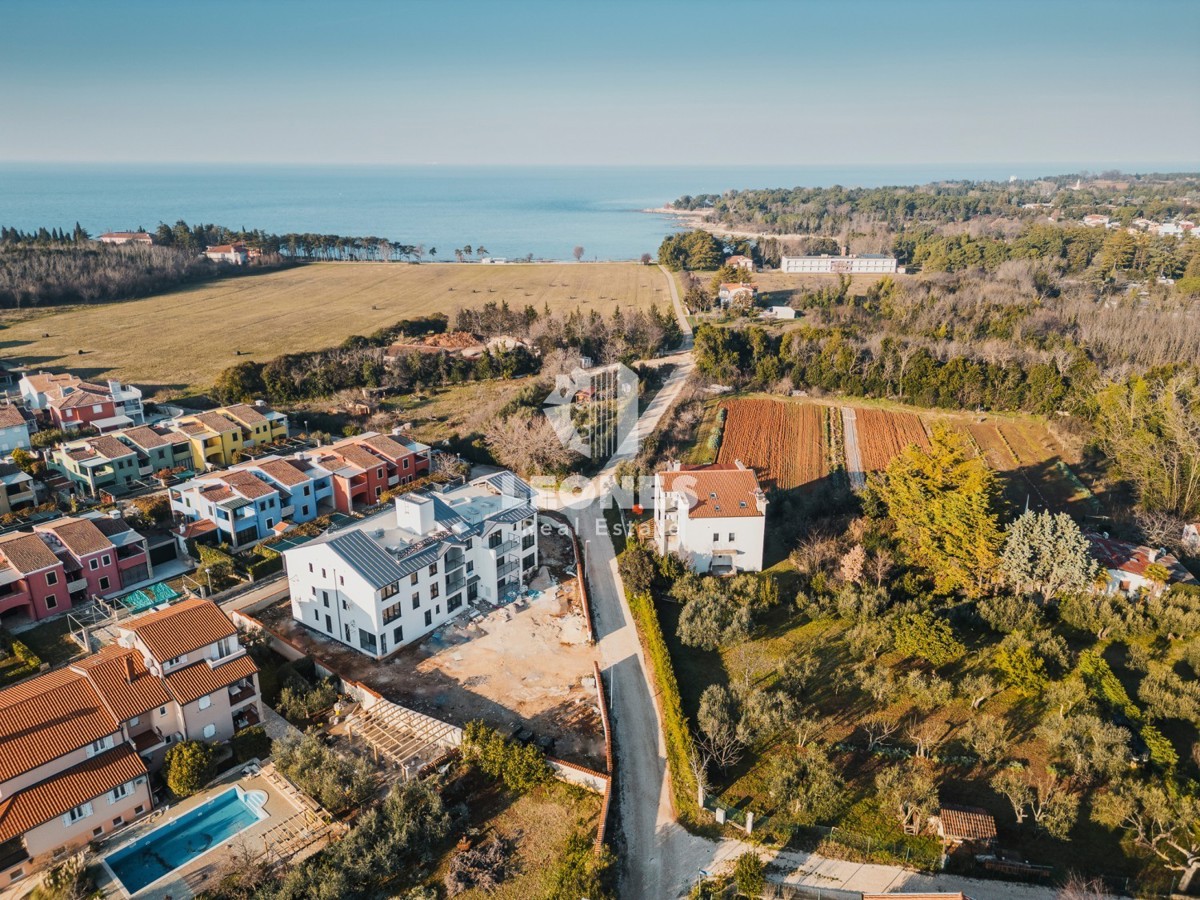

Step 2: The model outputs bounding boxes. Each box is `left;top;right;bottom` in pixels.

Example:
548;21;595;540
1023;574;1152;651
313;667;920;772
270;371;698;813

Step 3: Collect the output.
640;207;813;242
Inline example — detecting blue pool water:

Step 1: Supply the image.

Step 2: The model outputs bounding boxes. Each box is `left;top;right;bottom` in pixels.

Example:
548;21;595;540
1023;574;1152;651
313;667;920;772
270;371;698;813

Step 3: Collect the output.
105;788;267;894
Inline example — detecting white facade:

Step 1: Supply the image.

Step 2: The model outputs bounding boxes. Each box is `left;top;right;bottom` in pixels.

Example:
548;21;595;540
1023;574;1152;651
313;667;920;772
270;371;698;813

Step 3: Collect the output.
765;305;797;320
780;254;898;275
653;463;766;574
283;471;539;658
0;413;31;454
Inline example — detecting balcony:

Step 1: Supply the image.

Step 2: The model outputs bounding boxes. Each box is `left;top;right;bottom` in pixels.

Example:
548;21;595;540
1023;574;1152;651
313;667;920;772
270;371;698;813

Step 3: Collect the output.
234;704;261;730
280;505;295;518
496;558;519;580
228;682;257;707
131;727;166;754
489;539;517;556
446;573;466;594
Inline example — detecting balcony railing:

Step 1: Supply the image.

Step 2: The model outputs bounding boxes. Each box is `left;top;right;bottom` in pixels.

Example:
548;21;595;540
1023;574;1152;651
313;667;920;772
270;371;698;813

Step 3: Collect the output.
496;559;519;580
228;683;257;706
446;573;466;594
489;539;517;556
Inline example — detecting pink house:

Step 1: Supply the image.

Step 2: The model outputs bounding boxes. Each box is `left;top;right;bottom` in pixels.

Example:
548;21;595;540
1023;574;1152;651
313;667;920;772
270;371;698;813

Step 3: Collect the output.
35;518;123;601
0;533;70;624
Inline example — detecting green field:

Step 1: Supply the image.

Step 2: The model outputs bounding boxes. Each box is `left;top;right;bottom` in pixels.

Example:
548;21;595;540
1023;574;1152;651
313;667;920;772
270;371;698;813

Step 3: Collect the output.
0;262;670;398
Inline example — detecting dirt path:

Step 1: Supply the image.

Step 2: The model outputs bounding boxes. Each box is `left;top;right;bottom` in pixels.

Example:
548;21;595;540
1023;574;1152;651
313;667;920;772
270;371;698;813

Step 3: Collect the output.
840;407;865;489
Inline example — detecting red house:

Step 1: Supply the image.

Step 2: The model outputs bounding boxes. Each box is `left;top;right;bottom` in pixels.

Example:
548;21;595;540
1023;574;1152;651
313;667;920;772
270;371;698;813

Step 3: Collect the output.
0;533;70;625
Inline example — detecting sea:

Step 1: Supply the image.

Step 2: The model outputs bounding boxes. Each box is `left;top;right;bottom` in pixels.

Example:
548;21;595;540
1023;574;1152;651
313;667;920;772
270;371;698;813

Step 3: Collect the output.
0;163;1187;261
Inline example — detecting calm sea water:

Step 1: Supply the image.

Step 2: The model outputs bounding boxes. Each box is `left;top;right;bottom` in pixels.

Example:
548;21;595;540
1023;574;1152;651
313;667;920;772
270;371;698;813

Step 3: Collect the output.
0;163;1179;261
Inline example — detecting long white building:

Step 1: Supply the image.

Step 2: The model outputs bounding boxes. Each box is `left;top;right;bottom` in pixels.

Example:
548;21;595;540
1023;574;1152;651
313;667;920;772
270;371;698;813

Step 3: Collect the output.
780;253;898;275
282;471;539;658
654;462;767;574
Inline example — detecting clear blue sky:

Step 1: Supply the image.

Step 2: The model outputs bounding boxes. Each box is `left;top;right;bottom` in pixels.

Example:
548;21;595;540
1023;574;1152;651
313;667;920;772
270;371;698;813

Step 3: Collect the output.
2;0;1197;166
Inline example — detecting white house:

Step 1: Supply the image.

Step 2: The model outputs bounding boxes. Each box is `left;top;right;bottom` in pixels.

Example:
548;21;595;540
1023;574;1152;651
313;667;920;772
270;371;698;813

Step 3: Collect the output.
654;462;767;574
717;282;758;306
282;470;539;658
780;254;898;275
0;405;32;453
1088;534;1197;596
204;243;249;265
764;305;797;320
725;254;755;272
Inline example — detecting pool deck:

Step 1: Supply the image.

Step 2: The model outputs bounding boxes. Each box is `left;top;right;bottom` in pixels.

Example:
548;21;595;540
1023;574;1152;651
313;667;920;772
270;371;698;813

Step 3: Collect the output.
92;763;334;899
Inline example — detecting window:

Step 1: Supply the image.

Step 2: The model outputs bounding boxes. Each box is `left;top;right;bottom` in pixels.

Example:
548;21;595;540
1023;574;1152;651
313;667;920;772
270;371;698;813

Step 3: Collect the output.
381;581;398;599
92;826;103;837
448;594;463;612
429;561;438;576
522;534;535;551
344;624;351;642
135;805;145;815
65;802;93;824
46;595;57;610
159;706;167;717
489;533;502;549
165;655;183;667
99;576;110;591
383;602;401;623
321;568;326;578
430;583;440;600
713;533;719;543
410;572;419;585
110;782;130;802
312;609;318;622
129;716;139;727
102;554;111;566
46;570;58;586
339;575;345;586
87;736;111;757
374;486;382;499
308;562;314;573
728;533;735;542
402;457;410;469
89;558;99;571
412;592;421;609
266;518;274;529
321;590;330;607
113;816;124;827
198;694;212;711
325;614;332;632
359;628;378;653
203;723;216;739
523;553;535;571
393;625;403;644
424;610;432;627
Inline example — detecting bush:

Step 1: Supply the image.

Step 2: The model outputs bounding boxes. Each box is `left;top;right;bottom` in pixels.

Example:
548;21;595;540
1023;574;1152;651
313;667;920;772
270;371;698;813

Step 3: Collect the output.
444;837;514;896
231;725;271;763
272;730;375;814
462;721;551;792
165;740;215;798
732;852;764;898
10;639;42;669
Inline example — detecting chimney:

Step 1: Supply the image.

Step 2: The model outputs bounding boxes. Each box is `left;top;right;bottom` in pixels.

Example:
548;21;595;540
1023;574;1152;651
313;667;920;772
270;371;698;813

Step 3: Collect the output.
124;654;135;684
734;459;746;470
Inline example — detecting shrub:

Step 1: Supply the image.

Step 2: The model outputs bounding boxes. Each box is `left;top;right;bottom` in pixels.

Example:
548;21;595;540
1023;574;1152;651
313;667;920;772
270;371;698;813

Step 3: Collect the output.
10;639;42;669
444;837;514;896
461;721;550;792
732;852;765;898
165;740;215;798
272;730;375;814
231;725;271;763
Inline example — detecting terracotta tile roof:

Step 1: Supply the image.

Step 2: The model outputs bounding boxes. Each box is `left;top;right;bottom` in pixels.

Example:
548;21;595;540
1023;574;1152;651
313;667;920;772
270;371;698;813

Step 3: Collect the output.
177;421;210;437
223;470;276;500
657;465;765;519
938;805;997;842
23;372;79;394
192;411;240;433
359;434;415;461
42;518;114;558
198;483;236;503
256;458;312;488
125;598;237;663
0;668;118;782
87;435;135;460
334;444;385;472
177;520;217;539
1088;534;1195;584
0;745;146;843
221;403;267;426
49;387;112;411
206;244;246;254
165;654;257;705
72;646;172;722
0;532;61;574
0;406;26;429
120;424;172;450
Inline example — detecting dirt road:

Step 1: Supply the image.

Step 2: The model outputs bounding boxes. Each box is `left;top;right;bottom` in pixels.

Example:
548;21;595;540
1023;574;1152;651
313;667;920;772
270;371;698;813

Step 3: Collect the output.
841;406;866;489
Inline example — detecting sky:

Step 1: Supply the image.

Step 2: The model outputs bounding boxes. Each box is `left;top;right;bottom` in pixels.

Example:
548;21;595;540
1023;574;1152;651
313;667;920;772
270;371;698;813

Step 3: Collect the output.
1;0;1197;167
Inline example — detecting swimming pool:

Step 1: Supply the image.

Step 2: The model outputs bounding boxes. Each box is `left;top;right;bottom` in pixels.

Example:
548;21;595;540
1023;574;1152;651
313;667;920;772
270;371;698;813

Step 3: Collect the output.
105;786;269;894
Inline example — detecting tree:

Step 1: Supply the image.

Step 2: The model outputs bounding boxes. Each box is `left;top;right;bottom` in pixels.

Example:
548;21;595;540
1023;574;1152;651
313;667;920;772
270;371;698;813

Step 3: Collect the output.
962;713;1010;763
640;252;653;265
1059;591;1126;640
1038;713;1131;785
890;608;965;665
697;684;742;769
462;721;551;792
484;408;579;477
1000;510;1097;599
164;740;214;798
875;762;938;834
993;634;1049;696
863;714;902;750
213;360;267;403
839;544;866;584
991;764;1077;837
766;747;845;824
1093;780;1200;889
732;852;764;899
879;425;1003;597
573;245;585;262
959;672;997;710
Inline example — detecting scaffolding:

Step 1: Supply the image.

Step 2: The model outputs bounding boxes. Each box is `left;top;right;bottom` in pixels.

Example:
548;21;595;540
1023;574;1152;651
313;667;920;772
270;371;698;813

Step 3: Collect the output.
345;700;461;780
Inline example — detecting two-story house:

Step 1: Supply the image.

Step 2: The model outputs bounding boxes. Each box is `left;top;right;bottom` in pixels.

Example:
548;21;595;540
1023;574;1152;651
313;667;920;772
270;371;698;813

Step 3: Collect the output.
20;373;144;433
304;443;390;512
0;464;36;517
35;516;152;601
115;425;195;479
282;470;538;658
0;533;69;625
173;405;289;470
219;403;289;448
332;432;431;490
0;599;258;889
0;405;32;454
50;435;141;498
170;469;282;549
654;461;767;574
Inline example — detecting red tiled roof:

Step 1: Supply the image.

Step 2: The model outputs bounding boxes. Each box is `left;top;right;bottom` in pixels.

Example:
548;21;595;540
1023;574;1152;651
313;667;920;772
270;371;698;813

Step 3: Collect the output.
221;403;267;426
223;470;276;500
165;654;257;706
48;387;111;411
333;444;385;472
125;598;237;663
939;805;997;842
0;532;61;574
41;517;114;557
358;434;415;461
657;465;764;519
0;406;27;429
0;669;118;783
0;745;146;842
1088;534;1194;584
71;646;172;722
120;425;173;450
190;411;240;433
255;458;311;488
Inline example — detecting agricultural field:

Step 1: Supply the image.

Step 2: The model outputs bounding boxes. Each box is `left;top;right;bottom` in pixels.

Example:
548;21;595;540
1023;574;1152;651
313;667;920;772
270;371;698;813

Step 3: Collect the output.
716;398;828;490
0;261;669;398
850;407;929;471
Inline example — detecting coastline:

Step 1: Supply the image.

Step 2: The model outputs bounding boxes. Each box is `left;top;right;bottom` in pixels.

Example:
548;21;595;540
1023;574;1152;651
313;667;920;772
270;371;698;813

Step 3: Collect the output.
641;206;811;242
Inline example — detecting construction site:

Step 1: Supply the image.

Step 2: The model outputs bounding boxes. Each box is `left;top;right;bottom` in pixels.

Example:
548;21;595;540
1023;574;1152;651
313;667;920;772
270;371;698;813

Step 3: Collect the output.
253;521;606;770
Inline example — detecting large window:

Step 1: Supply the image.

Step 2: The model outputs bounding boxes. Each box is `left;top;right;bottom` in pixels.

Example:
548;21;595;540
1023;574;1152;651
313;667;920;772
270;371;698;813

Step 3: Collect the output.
383;602;402;623
381;581;399;600
448;594;463;613
359;628;378;653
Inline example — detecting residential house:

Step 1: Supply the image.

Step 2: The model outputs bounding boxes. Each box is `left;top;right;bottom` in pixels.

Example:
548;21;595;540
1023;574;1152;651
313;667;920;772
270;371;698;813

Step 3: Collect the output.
0;405;32;454
779;254;899;274
764;305;797;320
654;461;767;574
304;442;391;512
0;533;69;624
327;432;431;493
19;372;144;432
204;243;249;264
282;470;538;658
169;469;282;550
49;434;141;498
173;405;289;470
1088;533;1197;596
1082;214;1111;227
35;516;152;601
115;424;196;479
725;254;755;272
97;231;153;245
0;599;258;888
0;465;36;517
717;282;759;307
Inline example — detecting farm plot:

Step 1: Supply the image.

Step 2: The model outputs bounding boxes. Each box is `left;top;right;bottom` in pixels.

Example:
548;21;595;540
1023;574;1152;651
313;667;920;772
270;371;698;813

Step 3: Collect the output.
717;398;827;490
967;422;1018;470
997;421;1092;512
852;408;929;471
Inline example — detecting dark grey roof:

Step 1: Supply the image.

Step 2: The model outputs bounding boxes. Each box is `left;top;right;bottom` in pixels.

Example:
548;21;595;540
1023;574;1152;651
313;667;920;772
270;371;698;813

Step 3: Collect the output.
492;504;536;525
327;529;406;589
392;544;441;578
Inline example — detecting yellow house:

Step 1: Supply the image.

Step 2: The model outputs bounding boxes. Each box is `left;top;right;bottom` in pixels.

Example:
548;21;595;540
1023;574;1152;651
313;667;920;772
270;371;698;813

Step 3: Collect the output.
171;405;289;470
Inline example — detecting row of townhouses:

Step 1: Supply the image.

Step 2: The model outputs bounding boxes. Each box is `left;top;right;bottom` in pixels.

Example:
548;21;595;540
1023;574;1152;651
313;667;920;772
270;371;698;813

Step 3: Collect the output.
0;598;259;889
20;372;145;433
283;470;538;657
169;431;431;548
0;514;160;624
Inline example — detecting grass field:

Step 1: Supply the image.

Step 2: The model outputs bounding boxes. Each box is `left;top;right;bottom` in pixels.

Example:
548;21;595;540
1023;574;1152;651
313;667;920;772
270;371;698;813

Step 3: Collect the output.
0;262;669;398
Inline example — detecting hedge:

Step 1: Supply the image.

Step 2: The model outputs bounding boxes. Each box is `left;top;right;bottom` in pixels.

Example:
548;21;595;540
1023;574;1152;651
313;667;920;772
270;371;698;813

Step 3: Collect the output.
626;589;703;828
245;552;283;581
